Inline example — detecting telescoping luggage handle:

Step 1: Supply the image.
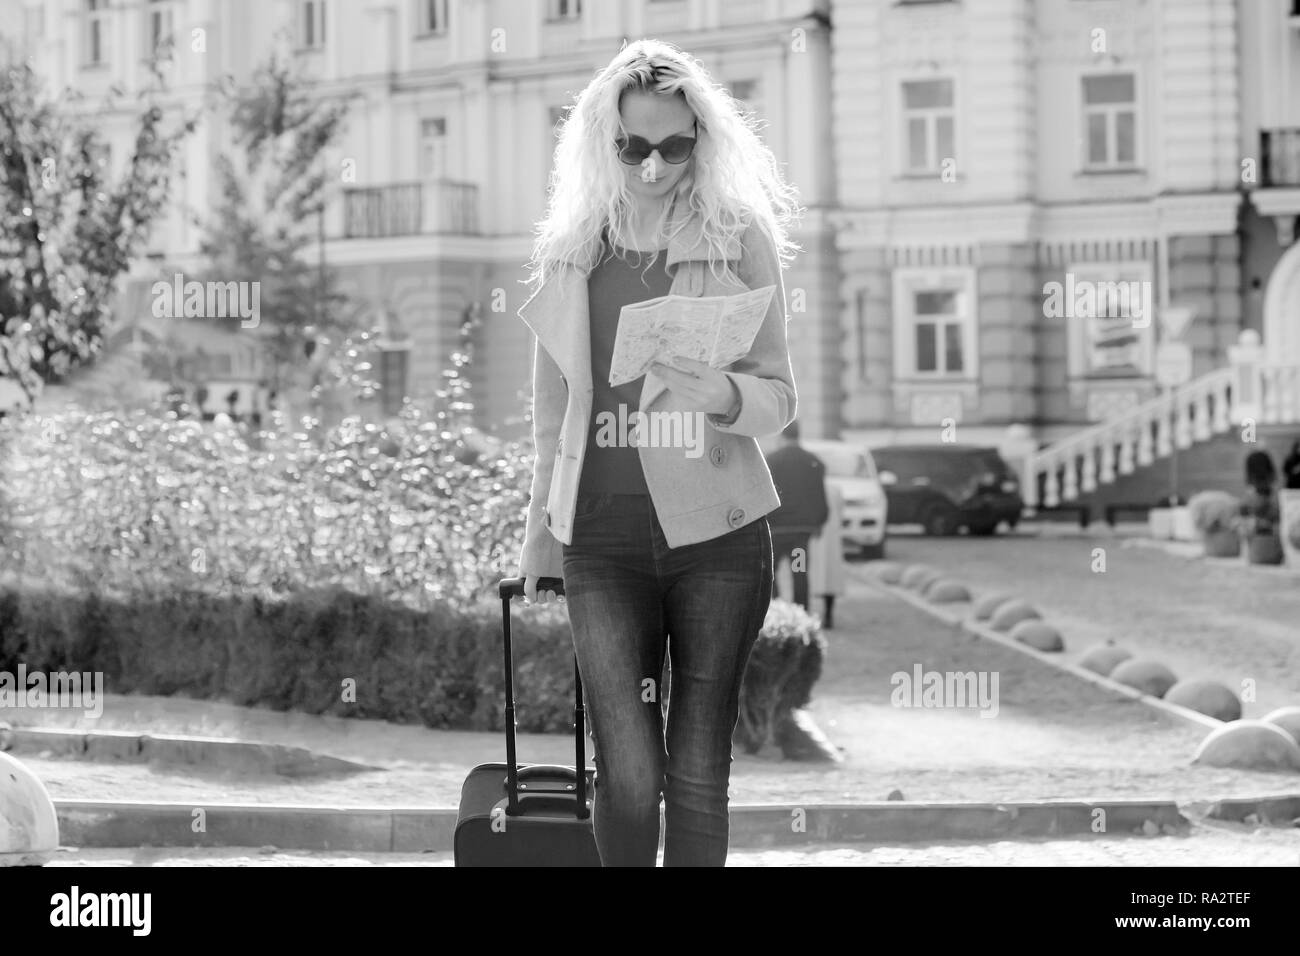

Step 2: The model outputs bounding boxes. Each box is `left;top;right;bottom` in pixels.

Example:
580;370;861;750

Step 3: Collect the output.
498;577;589;820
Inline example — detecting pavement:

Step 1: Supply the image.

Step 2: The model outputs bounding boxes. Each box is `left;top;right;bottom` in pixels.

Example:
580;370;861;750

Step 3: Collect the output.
40;820;1300;866
6;531;1300;864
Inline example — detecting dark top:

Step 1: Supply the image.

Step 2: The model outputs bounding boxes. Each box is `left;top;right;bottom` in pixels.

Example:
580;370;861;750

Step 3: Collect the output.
764;444;830;533
576;239;673;497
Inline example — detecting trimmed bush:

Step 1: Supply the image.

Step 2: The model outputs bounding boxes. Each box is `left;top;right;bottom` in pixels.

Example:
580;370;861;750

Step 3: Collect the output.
1110;659;1178;698
1261;706;1300;746
1164;680;1242;721
989;600;1040;632
1009;620;1064;652
1077;643;1133;677
973;593;1014;621
732;600;827;755
925;579;971;603
1192;720;1300;771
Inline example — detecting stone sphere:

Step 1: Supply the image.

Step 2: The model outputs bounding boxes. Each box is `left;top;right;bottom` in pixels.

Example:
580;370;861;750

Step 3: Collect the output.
925;579;972;603
1192;720;1300;771
900;564;940;591
973;593;1015;621
990;600;1041;632
1077;644;1133;677
874;562;903;584
1109;659;1179;698
1165;680;1242;722
0;753;60;867
1010;620;1064;651
1261;706;1300;746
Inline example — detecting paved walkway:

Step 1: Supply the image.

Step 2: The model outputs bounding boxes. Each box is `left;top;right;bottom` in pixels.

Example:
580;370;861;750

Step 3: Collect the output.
872;531;1300;718
43;820;1300;866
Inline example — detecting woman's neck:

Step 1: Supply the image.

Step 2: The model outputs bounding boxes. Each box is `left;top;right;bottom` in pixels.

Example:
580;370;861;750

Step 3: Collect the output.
624;195;675;250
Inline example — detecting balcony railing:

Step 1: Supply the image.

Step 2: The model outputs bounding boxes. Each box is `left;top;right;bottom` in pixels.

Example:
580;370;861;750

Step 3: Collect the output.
342;179;479;238
1261;128;1300;187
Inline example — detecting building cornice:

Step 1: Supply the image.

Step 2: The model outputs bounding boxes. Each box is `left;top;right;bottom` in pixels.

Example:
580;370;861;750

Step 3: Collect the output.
833;193;1243;252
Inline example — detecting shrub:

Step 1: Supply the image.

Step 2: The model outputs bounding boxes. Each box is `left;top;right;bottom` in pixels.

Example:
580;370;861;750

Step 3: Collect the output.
0;581;826;738
1187;491;1240;535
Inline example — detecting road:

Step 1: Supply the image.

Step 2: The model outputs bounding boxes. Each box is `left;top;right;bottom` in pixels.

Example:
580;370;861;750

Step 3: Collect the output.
867;528;1300;717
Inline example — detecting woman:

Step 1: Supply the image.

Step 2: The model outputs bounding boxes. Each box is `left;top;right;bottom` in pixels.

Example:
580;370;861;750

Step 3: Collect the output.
513;39;802;866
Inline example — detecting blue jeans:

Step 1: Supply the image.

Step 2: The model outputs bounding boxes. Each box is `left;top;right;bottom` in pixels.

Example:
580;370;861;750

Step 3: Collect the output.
561;492;773;866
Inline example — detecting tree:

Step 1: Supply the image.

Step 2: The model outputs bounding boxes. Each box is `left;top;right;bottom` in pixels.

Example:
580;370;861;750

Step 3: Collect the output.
196;51;351;396
0;65;196;403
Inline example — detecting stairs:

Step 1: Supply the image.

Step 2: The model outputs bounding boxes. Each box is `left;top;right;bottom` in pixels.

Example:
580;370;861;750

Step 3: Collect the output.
1023;331;1300;511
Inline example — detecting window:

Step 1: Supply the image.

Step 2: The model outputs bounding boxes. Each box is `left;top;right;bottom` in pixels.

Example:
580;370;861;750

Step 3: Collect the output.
1082;73;1137;169
419;0;449;34
892;268;977;378
85;0;110;66
301;0;326;49
146;0;175;59
901;79;954;174
548;0;582;20
1064;262;1155;379
419;118;446;179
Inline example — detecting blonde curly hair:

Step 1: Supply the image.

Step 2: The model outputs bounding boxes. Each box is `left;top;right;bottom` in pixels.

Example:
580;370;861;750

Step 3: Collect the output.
527;38;802;290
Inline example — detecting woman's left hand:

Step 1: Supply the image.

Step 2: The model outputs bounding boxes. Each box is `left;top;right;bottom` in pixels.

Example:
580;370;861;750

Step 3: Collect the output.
649;355;738;416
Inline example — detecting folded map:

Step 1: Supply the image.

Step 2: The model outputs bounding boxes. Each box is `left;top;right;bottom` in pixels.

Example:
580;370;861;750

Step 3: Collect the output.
608;284;777;387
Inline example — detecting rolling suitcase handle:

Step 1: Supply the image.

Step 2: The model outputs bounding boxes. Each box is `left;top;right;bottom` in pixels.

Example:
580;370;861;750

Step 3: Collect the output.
498;576;589;820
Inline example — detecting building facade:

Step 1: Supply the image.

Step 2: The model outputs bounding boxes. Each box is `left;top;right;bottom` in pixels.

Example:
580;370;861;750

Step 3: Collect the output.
829;0;1252;450
2;0;837;435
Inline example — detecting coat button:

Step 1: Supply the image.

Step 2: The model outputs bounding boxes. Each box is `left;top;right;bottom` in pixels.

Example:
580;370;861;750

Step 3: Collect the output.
709;445;726;467
727;507;745;528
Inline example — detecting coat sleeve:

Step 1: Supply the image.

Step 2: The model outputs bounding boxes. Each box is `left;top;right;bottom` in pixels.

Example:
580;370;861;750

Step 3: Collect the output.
515;335;567;580
705;220;798;437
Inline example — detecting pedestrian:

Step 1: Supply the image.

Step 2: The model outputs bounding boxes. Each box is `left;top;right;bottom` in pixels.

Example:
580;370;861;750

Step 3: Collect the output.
808;481;847;629
1282;440;1300;491
514;39;801;867
764;420;830;612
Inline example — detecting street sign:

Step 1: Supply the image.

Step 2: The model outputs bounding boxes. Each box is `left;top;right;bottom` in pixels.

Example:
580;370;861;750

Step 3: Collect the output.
1155;341;1193;387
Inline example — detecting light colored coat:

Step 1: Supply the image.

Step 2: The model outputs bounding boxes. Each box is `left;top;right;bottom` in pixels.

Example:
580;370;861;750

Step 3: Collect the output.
514;211;797;580
808;482;847;598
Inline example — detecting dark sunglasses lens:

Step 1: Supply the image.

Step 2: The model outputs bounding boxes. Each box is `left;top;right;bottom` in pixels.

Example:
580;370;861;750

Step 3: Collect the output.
616;138;649;165
659;136;696;164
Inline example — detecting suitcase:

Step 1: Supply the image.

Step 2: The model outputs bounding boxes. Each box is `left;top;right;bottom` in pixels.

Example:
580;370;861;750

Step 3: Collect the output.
453;576;602;866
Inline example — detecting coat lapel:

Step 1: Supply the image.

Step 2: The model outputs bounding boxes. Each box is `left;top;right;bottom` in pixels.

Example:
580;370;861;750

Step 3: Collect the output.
516;207;745;412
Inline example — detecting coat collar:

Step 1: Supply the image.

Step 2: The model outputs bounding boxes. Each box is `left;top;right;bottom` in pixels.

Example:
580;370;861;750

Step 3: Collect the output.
516;199;744;390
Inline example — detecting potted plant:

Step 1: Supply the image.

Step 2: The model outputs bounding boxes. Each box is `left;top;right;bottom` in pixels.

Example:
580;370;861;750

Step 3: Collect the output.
1187;490;1241;558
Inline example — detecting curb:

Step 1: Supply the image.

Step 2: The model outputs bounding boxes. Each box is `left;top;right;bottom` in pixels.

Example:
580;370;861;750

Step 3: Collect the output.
852;568;1223;734
7;728;380;777
53;798;1196;852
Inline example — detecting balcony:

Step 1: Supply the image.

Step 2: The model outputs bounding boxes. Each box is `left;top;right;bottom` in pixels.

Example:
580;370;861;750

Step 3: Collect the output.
1261;128;1300;187
342;180;479;239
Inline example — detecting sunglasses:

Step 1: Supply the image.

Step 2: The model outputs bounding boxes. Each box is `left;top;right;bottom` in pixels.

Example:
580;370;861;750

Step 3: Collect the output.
614;123;698;166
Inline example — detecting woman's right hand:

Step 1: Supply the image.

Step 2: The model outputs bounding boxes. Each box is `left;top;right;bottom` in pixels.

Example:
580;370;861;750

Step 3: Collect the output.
523;574;564;606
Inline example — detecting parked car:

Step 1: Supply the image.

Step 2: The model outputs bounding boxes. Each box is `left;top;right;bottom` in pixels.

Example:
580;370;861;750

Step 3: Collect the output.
869;444;1023;536
801;439;889;559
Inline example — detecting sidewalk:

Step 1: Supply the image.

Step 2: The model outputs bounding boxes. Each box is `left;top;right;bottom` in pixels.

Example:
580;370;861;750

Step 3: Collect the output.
43;819;1300;866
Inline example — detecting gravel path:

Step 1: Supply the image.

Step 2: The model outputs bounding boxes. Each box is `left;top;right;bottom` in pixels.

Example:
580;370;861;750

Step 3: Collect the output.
871;530;1300;718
